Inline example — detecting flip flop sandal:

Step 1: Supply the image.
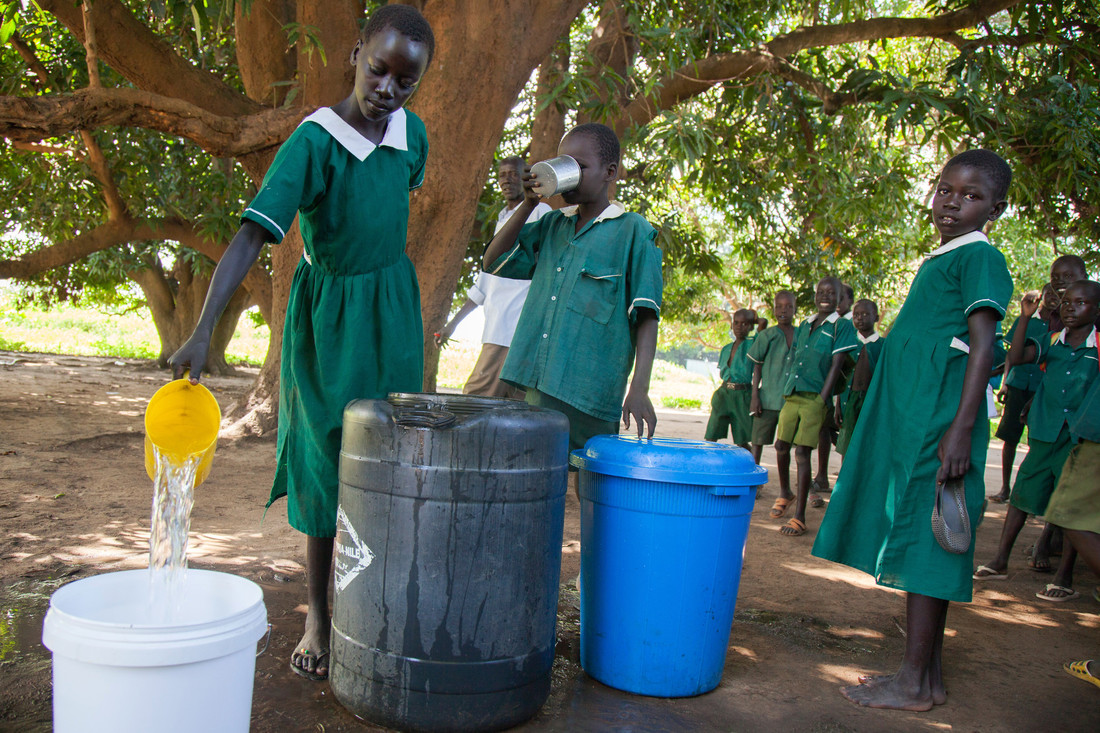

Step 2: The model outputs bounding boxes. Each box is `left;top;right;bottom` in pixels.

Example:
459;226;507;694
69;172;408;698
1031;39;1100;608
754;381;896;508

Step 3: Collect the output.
290;648;330;681
1063;660;1100;690
809;492;825;508
780;518;807;536
812;477;831;494
972;565;1008;580
1035;584;1079;602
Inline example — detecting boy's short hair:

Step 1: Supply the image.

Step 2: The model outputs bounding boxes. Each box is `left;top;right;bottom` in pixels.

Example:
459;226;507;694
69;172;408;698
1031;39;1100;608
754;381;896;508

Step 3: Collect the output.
1053;254;1088;278
943;149;1012;201
567;123;621;166
499;155;524;170
1068;279;1100;304
362;4;436;63
854;298;879;316
843;284;854;301
733;308;757;322
775;290;795;302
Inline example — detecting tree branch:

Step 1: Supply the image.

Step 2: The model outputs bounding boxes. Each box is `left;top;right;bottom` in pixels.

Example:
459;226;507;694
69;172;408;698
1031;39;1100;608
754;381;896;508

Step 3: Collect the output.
0;216;272;322
613;0;1023;134
0;87;303;157
37;0;259;117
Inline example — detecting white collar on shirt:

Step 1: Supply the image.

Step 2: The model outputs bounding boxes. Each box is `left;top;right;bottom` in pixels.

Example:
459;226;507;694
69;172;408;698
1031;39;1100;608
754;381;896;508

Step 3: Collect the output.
300;107;408;161
925;230;988;259
857;331;881;344
805;311;840;327
1055;326;1098;347
560;202;626;221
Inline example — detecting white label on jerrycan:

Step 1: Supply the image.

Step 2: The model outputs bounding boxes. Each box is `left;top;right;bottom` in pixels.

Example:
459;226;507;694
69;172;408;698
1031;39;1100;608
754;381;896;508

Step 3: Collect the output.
335;505;375;593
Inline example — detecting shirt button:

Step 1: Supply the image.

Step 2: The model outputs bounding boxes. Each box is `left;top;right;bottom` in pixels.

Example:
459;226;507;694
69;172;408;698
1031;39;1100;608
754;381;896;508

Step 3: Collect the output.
551;296;557;301
543;333;548;339
556;267;562;272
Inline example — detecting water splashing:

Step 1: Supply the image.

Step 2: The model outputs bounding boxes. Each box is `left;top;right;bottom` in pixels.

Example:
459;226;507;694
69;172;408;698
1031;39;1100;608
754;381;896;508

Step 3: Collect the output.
148;445;200;621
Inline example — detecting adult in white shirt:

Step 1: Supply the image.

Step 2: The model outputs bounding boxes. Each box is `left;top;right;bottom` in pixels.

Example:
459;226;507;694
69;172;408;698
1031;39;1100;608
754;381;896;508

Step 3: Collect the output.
436;156;552;397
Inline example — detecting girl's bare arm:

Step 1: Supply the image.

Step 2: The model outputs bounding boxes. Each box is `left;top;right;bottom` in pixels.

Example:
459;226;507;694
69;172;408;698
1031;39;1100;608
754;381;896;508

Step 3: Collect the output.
936;309;998;482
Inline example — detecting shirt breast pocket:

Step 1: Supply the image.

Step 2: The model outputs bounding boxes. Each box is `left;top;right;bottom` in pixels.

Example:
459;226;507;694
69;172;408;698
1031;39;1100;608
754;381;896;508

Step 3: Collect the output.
567;266;621;325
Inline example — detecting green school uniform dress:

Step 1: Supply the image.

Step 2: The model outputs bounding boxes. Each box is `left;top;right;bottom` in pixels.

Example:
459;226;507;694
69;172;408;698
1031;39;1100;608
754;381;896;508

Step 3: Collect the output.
706;338;755;444
747;325;793;445
1009;327;1100;515
490;203;663;425
812;231;1013;603
836;332;885;455
245;107;428;537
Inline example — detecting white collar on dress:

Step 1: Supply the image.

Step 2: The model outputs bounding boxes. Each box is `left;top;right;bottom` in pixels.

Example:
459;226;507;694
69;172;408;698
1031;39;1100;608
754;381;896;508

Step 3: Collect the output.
560;202;626;221
857;331;881;344
1055;326;1098;347
300;107;408;161
925;230;988;259
805;311;840;326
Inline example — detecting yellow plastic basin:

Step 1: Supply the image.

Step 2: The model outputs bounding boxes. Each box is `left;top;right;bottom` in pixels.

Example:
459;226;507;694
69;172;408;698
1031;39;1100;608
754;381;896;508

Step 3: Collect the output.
144;379;221;486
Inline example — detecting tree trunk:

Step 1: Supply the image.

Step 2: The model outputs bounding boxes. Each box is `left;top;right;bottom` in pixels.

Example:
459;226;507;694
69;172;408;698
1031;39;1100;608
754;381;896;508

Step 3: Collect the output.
408;2;591;396
128;253;249;376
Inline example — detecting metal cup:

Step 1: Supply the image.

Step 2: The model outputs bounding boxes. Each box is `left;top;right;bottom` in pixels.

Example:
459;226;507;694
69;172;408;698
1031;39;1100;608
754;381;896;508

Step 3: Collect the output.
530;155;581;197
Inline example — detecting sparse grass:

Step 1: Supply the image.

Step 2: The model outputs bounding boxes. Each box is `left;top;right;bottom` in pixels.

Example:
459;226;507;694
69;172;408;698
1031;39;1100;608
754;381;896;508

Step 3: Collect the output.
0;294;269;365
0;294;717;410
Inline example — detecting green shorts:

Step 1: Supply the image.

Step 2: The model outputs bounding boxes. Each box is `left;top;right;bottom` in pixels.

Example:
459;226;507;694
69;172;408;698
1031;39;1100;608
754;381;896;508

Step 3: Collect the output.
524;388;619;459
1009;429;1074;516
776;392;826;448
705;385;752;445
752;409;780;446
1044;441;1100;533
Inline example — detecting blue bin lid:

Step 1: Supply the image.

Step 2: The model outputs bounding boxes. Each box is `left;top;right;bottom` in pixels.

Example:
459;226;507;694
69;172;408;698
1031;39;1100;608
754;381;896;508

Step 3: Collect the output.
569;435;768;487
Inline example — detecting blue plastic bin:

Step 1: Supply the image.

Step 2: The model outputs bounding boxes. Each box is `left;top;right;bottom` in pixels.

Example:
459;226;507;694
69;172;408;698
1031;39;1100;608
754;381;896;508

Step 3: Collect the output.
570;435;767;697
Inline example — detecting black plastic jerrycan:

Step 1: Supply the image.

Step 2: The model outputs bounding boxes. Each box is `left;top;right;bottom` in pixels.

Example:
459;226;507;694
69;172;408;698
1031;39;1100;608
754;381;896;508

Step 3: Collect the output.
330;393;569;732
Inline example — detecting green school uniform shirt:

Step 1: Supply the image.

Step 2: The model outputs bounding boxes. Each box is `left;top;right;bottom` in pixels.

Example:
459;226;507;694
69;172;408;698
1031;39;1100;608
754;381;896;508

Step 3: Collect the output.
245;107;428;537
782;312;858;396
1003;315;1047;391
1026;327;1100;442
717;338;755;384
812;230;1014;603
1071;379;1100;443
747;326;792;411
490;203;663;422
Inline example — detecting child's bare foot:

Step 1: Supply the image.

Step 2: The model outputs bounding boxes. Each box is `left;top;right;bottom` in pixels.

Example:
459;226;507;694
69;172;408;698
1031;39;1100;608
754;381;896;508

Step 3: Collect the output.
290;612;331;681
857;673;946;705
841;674;935;711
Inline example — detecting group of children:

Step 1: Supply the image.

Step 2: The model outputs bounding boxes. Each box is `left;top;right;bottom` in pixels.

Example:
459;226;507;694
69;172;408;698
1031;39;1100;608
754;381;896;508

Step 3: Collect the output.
707;281;884;538
974;254;1100;607
162;1;1099;707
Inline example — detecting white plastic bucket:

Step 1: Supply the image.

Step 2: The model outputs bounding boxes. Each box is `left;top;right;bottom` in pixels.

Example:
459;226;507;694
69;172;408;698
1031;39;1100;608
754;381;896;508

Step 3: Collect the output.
42;569;268;733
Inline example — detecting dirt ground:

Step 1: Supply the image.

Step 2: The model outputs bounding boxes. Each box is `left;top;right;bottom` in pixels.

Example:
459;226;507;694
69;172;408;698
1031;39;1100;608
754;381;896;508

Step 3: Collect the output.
0;351;1097;732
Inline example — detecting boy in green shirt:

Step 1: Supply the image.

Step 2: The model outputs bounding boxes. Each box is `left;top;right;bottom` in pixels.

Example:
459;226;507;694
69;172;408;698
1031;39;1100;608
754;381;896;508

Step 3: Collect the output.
974;280;1100;598
482;123;663;451
748;291;796;500
835;299;885;457
705;308;758;450
990;286;1056;503
773;277;858;537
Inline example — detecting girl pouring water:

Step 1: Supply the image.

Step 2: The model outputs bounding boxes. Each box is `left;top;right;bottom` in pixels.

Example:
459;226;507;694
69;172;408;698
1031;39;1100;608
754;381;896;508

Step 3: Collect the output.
170;5;435;681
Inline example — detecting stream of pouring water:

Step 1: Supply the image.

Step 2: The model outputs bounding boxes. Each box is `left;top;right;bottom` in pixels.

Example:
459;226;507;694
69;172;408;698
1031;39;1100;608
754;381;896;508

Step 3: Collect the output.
148;445;201;621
